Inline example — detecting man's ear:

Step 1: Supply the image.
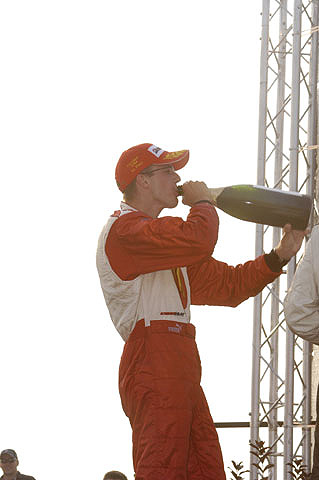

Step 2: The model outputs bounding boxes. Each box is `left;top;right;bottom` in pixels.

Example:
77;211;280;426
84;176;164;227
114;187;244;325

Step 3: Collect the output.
136;173;151;190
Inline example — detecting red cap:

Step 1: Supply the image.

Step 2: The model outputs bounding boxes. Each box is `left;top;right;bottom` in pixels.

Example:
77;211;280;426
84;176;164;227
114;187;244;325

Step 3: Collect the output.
115;143;189;192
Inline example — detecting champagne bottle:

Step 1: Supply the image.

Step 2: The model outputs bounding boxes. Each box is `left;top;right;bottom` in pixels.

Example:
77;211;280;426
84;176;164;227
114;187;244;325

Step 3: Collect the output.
177;184;312;229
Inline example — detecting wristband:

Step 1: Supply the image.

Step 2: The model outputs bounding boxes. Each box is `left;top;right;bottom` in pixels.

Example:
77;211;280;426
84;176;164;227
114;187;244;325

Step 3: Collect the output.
264;249;289;273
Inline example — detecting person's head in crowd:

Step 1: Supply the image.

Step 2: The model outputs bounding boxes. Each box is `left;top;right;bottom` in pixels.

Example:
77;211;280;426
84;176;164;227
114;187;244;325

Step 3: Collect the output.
0;450;18;477
103;471;128;480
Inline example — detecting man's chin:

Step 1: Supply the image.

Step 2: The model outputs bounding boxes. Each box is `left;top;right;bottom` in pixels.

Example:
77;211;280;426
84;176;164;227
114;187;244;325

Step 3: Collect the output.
160;197;178;210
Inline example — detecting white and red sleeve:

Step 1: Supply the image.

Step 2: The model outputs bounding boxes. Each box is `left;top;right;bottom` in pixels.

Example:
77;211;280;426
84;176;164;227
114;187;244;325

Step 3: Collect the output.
105;203;219;280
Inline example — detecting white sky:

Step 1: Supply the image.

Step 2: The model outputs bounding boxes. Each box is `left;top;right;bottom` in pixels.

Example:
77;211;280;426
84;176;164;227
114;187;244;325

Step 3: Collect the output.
1;1;264;479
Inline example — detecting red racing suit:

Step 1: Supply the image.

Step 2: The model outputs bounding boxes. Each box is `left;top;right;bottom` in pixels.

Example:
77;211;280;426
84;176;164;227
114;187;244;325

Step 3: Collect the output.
96;201;281;480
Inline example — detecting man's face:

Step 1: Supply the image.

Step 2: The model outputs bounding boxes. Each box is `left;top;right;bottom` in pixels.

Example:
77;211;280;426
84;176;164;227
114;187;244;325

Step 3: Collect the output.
143;164;181;210
0;455;18;476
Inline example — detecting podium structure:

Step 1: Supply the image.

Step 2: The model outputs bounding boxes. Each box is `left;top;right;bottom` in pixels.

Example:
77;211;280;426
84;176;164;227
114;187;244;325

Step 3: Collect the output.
250;1;319;478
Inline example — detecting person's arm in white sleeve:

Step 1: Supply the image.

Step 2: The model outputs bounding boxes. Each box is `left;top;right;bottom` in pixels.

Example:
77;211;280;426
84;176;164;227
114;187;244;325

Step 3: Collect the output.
284;226;319;344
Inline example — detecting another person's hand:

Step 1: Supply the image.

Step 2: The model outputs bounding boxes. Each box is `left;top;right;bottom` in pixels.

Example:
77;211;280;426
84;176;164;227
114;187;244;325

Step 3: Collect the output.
274;224;310;262
181;181;212;207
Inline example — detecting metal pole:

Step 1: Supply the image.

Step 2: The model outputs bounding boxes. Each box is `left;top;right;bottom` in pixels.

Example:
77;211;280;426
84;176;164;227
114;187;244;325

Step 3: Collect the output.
303;1;319;471
284;1;302;478
257;0;270;185
307;1;319;210
251;2;270;478
269;4;289;478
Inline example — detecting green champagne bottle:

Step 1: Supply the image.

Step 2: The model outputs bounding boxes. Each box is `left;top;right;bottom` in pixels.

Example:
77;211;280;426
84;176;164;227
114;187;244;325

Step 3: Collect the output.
178;184;312;229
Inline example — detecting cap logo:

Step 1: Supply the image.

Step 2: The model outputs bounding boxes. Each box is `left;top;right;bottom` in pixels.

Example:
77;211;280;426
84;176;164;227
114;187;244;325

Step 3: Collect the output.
164;150;186;160
126;155;143;172
148;145;164;158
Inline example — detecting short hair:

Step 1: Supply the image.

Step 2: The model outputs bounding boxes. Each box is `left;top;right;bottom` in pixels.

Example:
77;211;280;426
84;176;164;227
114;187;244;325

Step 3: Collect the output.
123;178;137;202
103;471;128;480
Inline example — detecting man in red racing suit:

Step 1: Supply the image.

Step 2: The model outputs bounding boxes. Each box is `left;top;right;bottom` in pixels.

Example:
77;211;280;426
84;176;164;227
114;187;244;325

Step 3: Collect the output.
96;143;307;480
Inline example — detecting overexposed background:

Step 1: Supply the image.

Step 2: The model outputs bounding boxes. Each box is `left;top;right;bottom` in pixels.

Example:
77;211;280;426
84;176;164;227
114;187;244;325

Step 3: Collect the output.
1;1;263;478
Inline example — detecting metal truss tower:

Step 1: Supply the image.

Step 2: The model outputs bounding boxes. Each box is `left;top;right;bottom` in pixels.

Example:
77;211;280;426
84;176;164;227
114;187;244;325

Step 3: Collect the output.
250;1;319;479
